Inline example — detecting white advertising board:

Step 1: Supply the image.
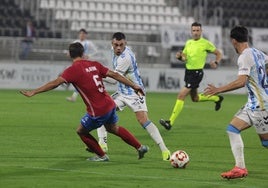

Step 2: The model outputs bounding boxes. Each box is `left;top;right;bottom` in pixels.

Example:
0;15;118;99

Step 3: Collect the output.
0;63;246;94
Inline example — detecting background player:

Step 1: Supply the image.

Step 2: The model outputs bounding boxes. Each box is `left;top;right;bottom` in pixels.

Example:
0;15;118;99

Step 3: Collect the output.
20;42;148;162
204;25;268;179
66;28;97;102
96;32;171;161
160;22;223;130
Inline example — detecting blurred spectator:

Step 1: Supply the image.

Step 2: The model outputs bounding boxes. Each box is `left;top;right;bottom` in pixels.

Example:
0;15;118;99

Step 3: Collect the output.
73;28;97;59
19;20;35;59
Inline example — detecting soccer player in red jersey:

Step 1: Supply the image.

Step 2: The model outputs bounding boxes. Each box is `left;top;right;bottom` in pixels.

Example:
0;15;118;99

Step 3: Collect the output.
20;42;148;162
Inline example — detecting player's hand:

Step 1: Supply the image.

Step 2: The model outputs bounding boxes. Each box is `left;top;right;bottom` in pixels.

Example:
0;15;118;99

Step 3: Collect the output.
209;60;218;69
133;85;145;96
176;51;183;60
20;90;35;97
204;84;219;96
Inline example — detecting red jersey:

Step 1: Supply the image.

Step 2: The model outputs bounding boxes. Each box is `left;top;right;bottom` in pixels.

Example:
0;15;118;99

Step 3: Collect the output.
61;60;115;116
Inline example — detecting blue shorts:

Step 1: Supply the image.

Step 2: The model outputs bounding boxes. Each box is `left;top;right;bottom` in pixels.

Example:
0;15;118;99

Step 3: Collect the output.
80;108;118;131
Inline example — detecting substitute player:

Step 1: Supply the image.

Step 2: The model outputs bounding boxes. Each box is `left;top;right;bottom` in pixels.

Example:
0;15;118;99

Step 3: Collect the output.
96;32;171;161
205;25;268;179
20;42;148;162
159;22;223;130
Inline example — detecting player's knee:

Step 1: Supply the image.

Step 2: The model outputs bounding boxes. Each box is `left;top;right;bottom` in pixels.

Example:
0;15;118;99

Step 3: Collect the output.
261;140;268;148
105;124;116;134
76;125;87;135
76;127;83;135
192;98;198;102
226;124;241;134
191;95;199;102
137;116;148;126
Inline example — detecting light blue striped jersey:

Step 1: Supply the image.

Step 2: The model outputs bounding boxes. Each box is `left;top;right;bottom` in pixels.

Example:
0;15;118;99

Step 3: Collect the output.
112;46;145;96
238;48;268;110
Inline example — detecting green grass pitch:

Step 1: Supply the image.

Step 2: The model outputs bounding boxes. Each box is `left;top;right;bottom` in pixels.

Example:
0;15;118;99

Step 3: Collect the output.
0;89;267;188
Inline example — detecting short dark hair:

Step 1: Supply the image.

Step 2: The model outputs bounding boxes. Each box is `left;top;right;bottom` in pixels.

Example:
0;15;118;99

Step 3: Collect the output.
79;28;87;34
69;42;84;58
112;32;126;40
191;22;202;27
230;25;248;42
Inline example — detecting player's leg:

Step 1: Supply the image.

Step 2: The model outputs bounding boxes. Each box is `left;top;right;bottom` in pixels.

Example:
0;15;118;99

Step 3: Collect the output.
76;124;108;161
197;93;224;111
190;88;223;106
221;111;250;179
96;93;126;152
105;123;148;160
103;107;148;159
188;69;224;111
96;125;108;152
252;110;268;149
66;90;79;102
192;70;223;110
135;111;170;160
258;133;268;148
120;94;169;159
159;87;190;130
78;113;109;161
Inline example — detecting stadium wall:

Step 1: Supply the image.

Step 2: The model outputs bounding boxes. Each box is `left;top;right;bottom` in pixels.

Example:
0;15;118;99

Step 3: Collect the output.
0;62;246;94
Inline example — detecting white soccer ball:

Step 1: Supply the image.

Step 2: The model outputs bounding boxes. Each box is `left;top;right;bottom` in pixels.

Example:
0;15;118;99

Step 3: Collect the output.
170;150;190;168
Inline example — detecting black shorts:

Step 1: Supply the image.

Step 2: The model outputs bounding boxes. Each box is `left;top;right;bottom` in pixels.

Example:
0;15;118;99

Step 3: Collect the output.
184;69;204;89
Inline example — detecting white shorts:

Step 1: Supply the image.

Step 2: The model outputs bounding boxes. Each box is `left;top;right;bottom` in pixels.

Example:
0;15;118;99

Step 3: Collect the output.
111;92;148;112
235;107;268;134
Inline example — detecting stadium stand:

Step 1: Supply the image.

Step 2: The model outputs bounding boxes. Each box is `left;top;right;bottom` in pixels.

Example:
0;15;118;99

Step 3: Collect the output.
0;0;268;66
39;0;185;34
0;0;61;38
190;0;268;28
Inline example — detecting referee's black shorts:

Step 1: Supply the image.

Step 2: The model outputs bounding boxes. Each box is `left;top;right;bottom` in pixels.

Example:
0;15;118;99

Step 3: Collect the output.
184;69;204;89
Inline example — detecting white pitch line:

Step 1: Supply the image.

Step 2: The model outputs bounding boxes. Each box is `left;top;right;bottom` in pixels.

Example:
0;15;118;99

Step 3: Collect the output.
4;165;255;188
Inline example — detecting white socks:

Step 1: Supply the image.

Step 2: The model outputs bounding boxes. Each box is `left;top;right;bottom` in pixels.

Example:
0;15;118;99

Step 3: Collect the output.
97;126;107;145
97;122;168;152
145;122;168;151
71;91;78;100
227;131;245;168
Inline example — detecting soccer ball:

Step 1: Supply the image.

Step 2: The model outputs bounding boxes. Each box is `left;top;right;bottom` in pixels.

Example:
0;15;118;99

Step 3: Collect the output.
170;150;189;168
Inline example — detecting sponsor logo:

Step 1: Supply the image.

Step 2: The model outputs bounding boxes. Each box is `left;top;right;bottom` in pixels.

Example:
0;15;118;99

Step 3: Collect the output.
0;69;16;79
157;72;180;89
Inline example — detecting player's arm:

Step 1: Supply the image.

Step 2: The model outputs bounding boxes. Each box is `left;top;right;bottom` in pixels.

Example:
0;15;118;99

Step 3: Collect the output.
209;49;222;69
213;49;222;64
204;75;248;96
176;51;186;62
106;70;144;96
20;77;66;97
103;77;117;85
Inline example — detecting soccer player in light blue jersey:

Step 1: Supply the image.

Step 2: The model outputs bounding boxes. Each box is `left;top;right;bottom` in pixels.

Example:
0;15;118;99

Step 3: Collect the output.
96;32;170;161
205;25;268;179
